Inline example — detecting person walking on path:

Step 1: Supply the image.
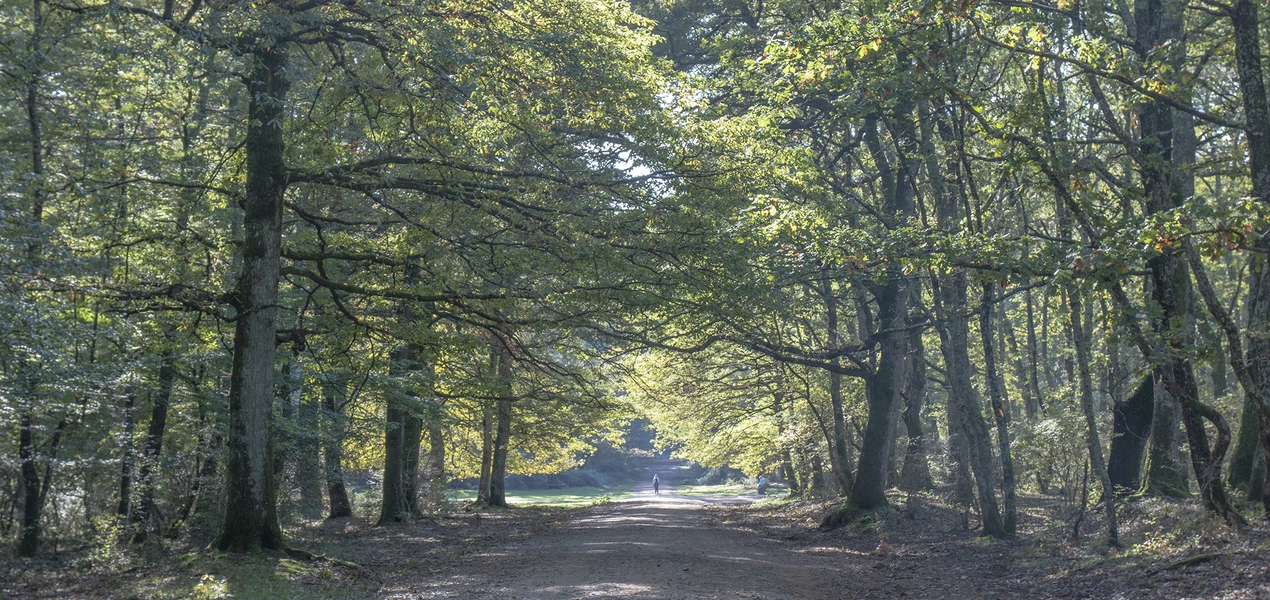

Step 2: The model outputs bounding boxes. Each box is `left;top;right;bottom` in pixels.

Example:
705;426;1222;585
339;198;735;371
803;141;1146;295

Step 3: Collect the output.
653;474;660;495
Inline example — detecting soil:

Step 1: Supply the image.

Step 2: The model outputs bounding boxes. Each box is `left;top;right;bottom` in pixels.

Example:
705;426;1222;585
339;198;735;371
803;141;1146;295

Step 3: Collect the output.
378;458;1270;599
5;457;1270;599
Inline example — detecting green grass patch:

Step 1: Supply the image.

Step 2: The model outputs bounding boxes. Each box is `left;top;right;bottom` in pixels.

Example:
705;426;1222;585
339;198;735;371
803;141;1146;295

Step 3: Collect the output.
677;483;766;497
447;486;631;507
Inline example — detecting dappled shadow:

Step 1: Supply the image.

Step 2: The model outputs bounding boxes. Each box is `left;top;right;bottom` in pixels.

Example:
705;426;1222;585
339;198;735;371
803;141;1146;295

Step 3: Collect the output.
383;458;840;599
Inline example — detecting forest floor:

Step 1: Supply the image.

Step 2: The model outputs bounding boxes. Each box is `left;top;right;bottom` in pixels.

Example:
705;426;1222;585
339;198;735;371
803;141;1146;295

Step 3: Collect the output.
4;458;1270;598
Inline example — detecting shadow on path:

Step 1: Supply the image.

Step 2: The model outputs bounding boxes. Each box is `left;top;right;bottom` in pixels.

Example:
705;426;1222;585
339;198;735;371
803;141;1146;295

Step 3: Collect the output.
388;458;844;599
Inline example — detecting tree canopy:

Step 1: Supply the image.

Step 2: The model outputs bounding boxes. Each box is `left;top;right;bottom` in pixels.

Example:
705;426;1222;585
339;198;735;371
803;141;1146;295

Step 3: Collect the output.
4;0;1270;561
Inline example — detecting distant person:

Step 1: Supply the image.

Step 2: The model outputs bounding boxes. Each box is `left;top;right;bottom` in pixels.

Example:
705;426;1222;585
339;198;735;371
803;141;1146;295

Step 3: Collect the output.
757;475;767;495
653;474;660;495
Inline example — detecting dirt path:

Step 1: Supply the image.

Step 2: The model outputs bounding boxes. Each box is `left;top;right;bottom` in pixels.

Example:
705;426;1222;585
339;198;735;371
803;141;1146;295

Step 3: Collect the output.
375;460;1270;599
384;459;851;599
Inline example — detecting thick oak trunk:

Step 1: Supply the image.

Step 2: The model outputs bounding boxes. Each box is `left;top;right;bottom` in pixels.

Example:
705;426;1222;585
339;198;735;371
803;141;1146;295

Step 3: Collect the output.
1142;378;1190;497
378;401;408;524
1107;377;1153;493
212;47;289;552
1229;0;1270;516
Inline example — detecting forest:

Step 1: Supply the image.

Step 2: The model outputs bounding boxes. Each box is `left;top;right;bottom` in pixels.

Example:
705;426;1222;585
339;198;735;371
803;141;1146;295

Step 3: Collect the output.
3;0;1270;596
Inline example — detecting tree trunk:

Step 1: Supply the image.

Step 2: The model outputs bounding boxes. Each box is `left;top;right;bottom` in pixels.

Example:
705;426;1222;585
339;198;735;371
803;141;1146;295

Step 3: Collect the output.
212;47;289;553
378;354;409;524
1024;289;1044;413
170;394;216;537
487;338;514;508
1141;376;1190;497
1228;393;1261;491
17;413;42;557
822;278;854;494
1257;411;1270;508
836;111;915;518
426;409;446;505
1068;287;1119;547
402;411;423;517
773;390;801;494
845;265;907;509
322;380;352;519
477;397;494;504
899;311;932;492
1001;296;1038;420
117;389;136;519
131;354;176;542
919;98;1004;536
190;390;224;522
1134;0;1241;526
1107;377;1154;493
273;359;299;505
296;389;324;520
981;283;1017;534
1229;0;1270;516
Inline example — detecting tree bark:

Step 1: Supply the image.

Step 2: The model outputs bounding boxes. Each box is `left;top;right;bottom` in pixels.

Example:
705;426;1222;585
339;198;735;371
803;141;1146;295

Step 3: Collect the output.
1141;376;1190;497
1024;289;1044;413
131;354;176;542
487;337;514;508
322;379;352;519
918;98;1005;536
426;407;446;505
841;112;913;515
273;359;299;503
378;341;410;524
402;410;423;517
1228;392;1261;491
1107;377;1153;493
17;413;42;557
15;0;46;559
1227;0;1270;516
773;389;801;494
822;278;854;494
213;47;289;552
117;389;136;519
1001;296;1038;420
1132;0;1240;525
296;388;324;520
1068;287;1119;547
899;308;932;492
477;396;494;504
981;283;1017;534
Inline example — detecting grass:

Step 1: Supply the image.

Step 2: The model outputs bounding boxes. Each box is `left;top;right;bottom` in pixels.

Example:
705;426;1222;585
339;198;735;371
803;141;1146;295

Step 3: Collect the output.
446;485;632;507
676;483;780;498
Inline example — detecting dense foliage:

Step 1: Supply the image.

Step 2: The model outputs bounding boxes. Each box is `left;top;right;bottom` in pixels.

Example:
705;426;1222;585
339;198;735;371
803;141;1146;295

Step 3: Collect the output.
3;0;1270;558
